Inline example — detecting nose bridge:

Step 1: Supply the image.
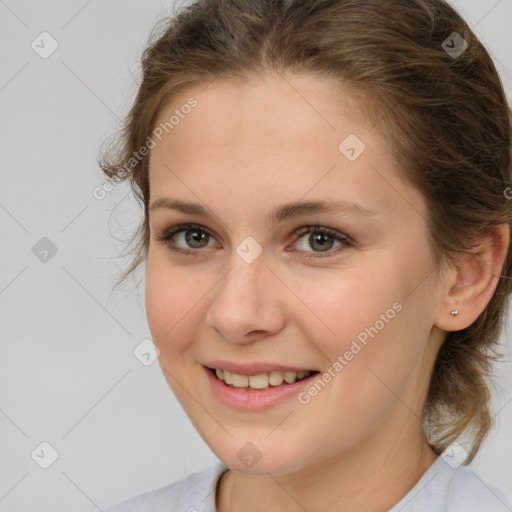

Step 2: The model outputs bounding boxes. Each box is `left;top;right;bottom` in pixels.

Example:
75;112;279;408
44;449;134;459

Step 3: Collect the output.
205;246;284;342
217;232;269;302
216;248;269;314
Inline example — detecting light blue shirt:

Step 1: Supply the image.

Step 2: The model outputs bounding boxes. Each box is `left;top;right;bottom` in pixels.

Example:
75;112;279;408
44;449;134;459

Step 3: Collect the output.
103;452;512;511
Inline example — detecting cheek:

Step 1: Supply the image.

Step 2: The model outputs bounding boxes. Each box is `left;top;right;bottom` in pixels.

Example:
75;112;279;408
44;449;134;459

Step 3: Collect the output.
312;254;431;411
299;268;398;357
144;253;201;354
300;257;421;395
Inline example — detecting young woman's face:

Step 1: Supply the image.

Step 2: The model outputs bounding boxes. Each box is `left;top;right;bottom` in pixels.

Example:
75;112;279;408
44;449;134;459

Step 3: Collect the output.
145;72;445;475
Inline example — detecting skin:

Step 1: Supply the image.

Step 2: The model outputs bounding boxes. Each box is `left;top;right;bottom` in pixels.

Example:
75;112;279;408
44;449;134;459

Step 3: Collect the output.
145;71;509;511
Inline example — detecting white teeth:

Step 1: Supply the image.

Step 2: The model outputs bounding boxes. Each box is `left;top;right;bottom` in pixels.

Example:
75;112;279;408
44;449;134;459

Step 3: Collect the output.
248;373;269;389
231;373;249;387
213;368;311;389
268;371;284;386
283;371;296;384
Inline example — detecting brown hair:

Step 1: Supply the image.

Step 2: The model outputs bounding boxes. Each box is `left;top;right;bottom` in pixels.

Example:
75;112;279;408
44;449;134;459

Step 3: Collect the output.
99;0;512;464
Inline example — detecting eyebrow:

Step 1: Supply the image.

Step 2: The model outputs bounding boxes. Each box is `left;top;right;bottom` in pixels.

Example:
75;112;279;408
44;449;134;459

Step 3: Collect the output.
148;198;380;224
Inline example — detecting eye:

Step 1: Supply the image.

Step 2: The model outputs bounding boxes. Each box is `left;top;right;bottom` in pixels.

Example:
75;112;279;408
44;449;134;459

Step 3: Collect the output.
154;223;353;258
289;225;353;258
154;223;218;256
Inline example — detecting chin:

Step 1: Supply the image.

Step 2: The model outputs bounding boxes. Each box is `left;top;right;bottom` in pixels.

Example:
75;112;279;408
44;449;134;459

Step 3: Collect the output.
206;435;315;476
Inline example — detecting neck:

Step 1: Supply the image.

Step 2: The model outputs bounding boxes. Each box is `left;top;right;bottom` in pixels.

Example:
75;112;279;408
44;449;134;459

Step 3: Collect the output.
216;419;439;512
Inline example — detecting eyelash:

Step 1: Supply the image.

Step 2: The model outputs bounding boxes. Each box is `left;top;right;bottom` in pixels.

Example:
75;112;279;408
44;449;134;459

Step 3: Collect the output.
154;222;353;259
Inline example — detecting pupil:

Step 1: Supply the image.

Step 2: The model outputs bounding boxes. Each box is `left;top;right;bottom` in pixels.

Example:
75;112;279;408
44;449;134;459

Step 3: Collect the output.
311;233;333;251
186;229;208;248
183;229;334;251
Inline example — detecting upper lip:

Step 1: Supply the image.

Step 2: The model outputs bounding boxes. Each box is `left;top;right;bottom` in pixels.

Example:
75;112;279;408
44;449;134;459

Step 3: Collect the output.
203;360;318;376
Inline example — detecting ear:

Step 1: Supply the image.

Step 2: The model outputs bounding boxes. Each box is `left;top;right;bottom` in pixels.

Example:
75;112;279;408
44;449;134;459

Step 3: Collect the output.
434;223;510;332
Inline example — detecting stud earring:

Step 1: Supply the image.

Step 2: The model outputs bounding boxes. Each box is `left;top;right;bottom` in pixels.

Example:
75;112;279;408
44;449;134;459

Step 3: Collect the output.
450;309;459;317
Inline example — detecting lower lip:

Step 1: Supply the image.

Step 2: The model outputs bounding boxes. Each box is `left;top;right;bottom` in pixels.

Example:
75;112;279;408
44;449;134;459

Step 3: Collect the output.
204;366;318;411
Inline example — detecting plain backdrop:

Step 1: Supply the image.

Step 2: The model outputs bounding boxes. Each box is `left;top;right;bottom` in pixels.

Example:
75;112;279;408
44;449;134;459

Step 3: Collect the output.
0;0;511;510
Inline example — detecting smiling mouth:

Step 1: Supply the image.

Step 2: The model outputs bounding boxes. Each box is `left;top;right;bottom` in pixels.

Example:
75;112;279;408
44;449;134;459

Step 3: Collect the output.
208;367;320;391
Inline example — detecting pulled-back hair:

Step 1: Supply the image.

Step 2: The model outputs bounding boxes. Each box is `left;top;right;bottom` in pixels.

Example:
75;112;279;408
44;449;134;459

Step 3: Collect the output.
99;0;512;464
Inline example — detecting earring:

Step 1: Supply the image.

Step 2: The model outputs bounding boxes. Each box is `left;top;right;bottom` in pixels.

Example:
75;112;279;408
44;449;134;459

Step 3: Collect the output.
450;309;459;317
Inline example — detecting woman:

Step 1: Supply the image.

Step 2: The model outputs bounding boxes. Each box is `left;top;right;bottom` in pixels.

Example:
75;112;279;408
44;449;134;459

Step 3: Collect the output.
102;0;512;510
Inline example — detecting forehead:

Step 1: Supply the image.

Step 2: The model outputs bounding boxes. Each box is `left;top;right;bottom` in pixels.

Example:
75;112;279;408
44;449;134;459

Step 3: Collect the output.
152;72;373;148
148;72;421;222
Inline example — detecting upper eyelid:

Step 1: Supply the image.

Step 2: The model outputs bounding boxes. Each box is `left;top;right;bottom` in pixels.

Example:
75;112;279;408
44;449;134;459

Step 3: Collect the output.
161;223;221;244
158;222;352;247
161;222;346;237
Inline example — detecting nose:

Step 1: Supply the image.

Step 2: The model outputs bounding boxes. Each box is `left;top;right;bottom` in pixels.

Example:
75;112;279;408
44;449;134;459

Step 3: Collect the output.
204;252;287;345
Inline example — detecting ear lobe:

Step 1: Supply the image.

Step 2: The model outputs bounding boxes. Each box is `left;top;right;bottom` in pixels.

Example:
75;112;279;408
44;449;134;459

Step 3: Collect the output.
434;223;510;332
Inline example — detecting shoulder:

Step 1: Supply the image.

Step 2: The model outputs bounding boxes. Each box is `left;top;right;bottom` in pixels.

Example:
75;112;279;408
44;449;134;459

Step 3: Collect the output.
444;463;512;511
103;462;228;512
391;453;512;512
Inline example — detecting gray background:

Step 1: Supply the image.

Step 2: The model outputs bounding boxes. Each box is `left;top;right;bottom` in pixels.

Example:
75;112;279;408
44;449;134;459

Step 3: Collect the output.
0;0;511;510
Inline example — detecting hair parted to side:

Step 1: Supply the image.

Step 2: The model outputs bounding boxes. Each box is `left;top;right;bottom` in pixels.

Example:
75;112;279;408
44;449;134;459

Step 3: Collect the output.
99;0;512;464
